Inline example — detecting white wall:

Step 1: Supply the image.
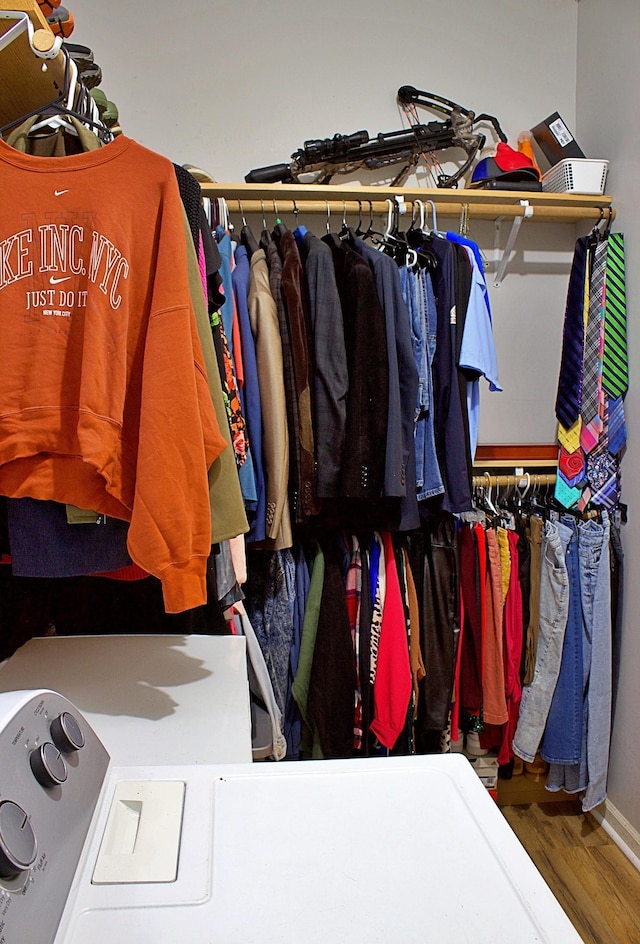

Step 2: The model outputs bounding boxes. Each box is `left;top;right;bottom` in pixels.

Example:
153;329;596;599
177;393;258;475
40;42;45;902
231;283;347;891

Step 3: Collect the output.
577;0;640;842
68;0;581;446
70;0;578;182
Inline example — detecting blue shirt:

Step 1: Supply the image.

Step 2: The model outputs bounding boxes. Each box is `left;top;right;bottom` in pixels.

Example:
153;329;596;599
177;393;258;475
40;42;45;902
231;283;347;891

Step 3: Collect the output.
458;245;502;458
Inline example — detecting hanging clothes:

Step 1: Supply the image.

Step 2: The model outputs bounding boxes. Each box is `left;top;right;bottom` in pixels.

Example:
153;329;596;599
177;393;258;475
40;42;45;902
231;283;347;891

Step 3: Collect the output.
278;230;318;521
428;237;474;514
247;248;292;549
354;238;420;530
298;231;349;499
307;533;356;759
233;243;267;542
322;236;389;507
291;540;325;760
399;263;444;502
0;136;228;613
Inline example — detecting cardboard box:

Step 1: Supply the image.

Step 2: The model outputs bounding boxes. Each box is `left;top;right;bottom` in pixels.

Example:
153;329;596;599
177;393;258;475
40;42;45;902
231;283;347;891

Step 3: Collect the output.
531;112;585;167
465;752;499;790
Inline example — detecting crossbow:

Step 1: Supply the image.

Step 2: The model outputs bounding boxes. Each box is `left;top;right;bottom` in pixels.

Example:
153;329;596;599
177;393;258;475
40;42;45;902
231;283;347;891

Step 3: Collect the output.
245;87;507;188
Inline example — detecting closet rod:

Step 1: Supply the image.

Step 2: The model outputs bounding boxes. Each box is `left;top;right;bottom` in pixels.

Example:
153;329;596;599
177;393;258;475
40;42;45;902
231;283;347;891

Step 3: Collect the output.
472;473;556;490
211;196;613;225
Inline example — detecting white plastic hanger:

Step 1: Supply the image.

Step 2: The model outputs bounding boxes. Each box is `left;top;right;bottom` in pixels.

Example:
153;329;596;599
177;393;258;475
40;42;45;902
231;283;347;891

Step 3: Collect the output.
424;199;439;234
29;53;79;134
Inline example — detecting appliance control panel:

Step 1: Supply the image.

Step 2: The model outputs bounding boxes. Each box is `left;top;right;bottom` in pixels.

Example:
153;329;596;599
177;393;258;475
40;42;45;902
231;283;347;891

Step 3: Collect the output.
0;690;109;944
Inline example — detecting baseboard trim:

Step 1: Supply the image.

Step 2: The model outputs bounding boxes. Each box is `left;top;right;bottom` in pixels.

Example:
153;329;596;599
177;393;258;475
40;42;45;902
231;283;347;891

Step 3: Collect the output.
592;800;640;872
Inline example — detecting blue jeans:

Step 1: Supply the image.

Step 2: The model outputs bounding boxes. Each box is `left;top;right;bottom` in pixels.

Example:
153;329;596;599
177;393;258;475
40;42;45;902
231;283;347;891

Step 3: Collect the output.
512;518;572;763
399;266;428;420
541;517;583;764
415;269;444;500
547;512;611;812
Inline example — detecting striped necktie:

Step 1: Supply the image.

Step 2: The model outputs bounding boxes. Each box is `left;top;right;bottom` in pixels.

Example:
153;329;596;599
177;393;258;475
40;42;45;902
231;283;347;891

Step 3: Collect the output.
602;233;628;398
607;394;627;456
555;237;588;430
580;240;607;453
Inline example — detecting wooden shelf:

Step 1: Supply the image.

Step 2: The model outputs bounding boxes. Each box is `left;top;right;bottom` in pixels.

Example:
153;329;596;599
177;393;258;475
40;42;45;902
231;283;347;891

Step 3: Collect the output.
201;181;614;226
474;444;558;468
0;0;48;30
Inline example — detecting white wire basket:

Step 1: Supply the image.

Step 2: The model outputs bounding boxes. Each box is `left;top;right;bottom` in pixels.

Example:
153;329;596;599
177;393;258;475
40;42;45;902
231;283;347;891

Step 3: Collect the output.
541;158;609;194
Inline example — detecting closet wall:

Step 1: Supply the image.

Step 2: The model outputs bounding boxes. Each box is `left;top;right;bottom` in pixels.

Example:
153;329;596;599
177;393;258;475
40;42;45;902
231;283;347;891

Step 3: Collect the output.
61;0;638;843
68;0;581;447
576;0;639;856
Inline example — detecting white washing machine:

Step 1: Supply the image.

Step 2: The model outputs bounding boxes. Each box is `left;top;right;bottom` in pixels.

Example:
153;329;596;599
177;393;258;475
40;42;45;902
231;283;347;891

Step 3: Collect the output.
0;689;584;944
0;634;253;765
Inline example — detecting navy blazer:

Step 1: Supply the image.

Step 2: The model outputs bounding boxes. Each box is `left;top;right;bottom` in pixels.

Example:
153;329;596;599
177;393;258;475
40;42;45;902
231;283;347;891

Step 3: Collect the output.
300;232;349;499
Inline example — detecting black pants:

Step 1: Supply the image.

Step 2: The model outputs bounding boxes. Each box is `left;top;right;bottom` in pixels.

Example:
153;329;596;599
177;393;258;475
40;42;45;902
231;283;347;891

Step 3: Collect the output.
408;514;460;751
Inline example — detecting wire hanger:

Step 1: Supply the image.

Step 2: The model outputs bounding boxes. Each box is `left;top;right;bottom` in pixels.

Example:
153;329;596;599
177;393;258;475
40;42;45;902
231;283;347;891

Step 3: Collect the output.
410;199;426;233
338;200;359;244
459;203;469;236
383;198;394;238
259;199;271;247
362;200;375;239
238;200;259;257
272;198;288;238
0;44;112;144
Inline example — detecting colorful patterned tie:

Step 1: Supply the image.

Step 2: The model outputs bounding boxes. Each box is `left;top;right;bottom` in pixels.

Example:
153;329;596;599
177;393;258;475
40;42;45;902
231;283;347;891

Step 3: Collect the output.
557;418;582;453
579;398;619;511
602;233;628;399
607;394;627;456
557;444;586;487
555;472;583;509
584;453;619;510
580;240;607;453
555;237;588;429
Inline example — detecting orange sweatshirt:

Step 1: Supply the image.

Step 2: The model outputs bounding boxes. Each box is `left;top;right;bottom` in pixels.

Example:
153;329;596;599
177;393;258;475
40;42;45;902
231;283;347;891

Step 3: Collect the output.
0;135;227;612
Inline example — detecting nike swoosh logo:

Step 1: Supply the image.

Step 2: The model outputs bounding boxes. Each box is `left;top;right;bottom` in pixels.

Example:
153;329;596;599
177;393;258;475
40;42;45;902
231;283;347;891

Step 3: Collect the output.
49;276;71;285
54;189;69;196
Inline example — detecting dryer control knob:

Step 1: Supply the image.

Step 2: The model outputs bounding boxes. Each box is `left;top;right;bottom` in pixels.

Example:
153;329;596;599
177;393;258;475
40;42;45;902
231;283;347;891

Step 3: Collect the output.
0;800;37;878
30;742;68;788
50;712;85;753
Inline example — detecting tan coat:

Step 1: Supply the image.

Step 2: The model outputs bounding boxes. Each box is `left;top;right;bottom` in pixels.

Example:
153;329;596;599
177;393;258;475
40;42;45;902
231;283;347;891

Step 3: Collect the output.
248;249;292;550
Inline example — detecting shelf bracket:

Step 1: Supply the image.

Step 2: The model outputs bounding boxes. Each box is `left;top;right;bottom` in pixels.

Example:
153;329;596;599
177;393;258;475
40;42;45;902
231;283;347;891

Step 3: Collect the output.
493;200;534;286
0;9;62;57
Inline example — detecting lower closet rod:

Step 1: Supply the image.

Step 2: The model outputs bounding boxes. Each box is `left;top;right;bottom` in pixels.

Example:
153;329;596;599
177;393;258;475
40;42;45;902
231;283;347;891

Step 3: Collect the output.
472;473;557;489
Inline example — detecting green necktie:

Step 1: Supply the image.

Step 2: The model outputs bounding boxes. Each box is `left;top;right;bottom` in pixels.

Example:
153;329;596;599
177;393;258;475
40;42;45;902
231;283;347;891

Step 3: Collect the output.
602;233;628;398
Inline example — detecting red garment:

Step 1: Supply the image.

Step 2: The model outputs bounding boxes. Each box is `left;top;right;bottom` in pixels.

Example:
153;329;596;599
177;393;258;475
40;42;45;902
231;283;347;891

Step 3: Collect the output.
231;289;244;389
451;591;465;738
458;523;484;714
370;532;412;750
95;562;149;581
0;136;227;611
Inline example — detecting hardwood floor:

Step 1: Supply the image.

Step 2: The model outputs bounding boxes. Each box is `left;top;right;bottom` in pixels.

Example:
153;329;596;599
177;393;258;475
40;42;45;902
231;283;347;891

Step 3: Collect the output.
502;798;640;944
